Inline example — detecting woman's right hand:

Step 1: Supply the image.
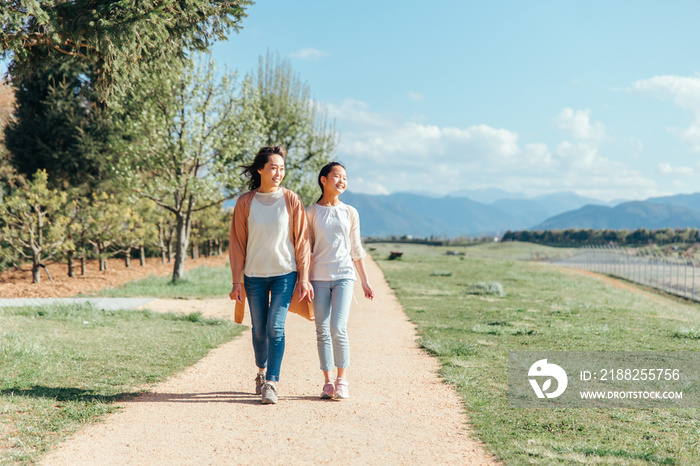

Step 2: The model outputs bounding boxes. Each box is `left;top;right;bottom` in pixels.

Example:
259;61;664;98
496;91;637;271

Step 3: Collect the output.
230;283;244;303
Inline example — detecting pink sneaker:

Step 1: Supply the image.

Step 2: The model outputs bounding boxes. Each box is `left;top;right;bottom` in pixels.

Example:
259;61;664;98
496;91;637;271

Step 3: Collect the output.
334;378;349;399
321;382;335;399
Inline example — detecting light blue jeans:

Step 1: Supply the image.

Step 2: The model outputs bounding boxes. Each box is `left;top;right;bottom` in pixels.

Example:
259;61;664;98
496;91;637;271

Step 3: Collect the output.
311;279;355;371
244;271;297;382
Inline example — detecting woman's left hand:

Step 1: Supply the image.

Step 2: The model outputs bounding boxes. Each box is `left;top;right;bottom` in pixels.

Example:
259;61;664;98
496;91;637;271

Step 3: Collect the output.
362;281;375;300
297;281;314;302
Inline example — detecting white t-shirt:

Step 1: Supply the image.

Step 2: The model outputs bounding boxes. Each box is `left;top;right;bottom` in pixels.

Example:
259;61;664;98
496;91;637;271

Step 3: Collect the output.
244;189;297;278
307;202;366;281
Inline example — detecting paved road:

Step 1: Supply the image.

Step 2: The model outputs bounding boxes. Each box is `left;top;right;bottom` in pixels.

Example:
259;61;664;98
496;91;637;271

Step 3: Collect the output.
0;297;156;311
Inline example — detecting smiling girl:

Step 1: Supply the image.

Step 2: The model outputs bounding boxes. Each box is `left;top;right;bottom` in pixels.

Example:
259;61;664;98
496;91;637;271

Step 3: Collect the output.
306;162;375;399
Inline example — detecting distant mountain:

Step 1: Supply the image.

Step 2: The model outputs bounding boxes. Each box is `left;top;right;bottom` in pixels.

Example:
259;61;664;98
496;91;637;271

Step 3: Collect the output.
644;193;700;211
396;190;443;198
341;191;526;237
447;188;519;204
492;191;607;227
533;201;700;230
223;188;700;237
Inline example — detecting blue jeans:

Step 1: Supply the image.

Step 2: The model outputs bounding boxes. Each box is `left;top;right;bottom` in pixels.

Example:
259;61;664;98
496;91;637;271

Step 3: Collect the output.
244;272;297;382
311;279;354;371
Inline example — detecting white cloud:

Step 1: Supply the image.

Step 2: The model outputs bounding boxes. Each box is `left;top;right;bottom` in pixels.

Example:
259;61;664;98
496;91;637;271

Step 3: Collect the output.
289;48;329;61
329;99;658;200
408;91;423;101
658;163;695;176
555;108;606;142
347;178;390;195
632;75;700;151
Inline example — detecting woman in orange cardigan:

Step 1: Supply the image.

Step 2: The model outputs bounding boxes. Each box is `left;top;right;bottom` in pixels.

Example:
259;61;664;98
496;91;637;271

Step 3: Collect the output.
229;145;313;404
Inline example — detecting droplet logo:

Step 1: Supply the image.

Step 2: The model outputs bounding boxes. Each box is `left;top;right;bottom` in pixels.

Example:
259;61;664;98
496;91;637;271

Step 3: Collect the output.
528;359;568;398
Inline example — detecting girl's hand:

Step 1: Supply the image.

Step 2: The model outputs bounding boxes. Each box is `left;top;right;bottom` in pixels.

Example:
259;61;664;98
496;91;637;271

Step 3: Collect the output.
298;281;314;303
230;283;244;303
362;281;375;300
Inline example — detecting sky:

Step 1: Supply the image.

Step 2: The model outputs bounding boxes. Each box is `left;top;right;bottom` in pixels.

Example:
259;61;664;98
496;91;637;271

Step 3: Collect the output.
209;0;700;202
4;2;699;202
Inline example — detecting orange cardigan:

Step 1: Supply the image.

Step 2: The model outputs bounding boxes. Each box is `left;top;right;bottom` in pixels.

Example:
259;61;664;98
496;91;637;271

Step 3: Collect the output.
228;188;313;323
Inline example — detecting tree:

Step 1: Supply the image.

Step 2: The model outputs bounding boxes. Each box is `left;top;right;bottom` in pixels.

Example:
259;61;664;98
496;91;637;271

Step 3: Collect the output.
0;81;15;198
1;1;252;104
251;52;338;203
116;56;260;281
0;170;70;283
4;56;114;189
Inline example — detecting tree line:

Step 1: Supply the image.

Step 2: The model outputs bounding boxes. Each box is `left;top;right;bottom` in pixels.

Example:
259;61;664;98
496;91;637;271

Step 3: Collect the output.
0;2;336;283
502;228;700;247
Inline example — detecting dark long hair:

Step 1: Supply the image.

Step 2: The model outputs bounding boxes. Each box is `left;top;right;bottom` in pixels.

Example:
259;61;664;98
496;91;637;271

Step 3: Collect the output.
316;161;346;202
241;145;287;191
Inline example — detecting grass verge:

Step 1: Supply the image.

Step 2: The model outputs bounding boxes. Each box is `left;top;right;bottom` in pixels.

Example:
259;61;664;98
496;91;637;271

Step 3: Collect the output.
371;242;700;465
95;265;232;298
0;303;242;464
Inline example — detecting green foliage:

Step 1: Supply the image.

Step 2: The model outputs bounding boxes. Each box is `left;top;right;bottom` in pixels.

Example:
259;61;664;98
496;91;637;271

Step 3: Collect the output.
503;227;700;247
0;303;242;463
0;170;71;282
250;52;338;204
115;54;259;281
1;0;253;104
4;55;114;188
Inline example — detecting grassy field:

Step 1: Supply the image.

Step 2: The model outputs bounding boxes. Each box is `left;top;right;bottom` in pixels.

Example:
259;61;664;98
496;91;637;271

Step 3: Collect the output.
1;291;242;463
96;265;233;298
370;241;700;465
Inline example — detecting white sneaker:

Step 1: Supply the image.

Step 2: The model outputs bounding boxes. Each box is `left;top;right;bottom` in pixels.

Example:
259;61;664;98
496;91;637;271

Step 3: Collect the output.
262;383;278;404
334;378;349;399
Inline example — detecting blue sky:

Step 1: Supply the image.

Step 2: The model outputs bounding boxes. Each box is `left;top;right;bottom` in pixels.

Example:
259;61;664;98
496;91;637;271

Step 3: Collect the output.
211;1;700;201
3;2;697;202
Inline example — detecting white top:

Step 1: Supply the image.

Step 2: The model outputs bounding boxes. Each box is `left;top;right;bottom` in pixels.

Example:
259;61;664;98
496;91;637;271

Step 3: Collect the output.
307;202;366;281
244;189;297;278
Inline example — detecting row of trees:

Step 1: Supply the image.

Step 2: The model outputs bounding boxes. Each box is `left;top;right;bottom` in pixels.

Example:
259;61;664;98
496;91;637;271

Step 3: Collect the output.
0;169;231;283
0;2;337;283
503;228;700;247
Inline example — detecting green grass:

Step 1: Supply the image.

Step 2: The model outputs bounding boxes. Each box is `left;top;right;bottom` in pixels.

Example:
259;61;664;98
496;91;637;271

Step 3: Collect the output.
0;303;243;464
95;265;233;298
371;242;700;465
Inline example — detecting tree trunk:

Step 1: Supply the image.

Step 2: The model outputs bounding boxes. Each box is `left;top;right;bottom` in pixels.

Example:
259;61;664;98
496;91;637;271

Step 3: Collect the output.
139;246;146;266
32;262;41;284
81;255;86;276
98;243;107;272
158;222;167;265
124;247;131;268
216;239;222;256
172;213;190;282
167;233;173;263
67;251;75;278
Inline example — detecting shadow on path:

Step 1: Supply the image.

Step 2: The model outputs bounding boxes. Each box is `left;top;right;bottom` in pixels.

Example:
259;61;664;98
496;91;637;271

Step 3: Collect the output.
124;391;321;405
0;386;140;403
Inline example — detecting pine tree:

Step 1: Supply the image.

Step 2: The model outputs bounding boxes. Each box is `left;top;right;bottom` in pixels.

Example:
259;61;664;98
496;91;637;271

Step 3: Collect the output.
1;1;253;104
0;170;71;283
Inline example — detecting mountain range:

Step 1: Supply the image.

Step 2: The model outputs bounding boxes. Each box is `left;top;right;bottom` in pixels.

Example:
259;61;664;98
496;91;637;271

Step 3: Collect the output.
343;190;700;237
225;189;700;238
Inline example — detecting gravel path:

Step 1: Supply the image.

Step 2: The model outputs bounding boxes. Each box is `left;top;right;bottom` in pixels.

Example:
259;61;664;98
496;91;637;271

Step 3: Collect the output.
40;258;496;465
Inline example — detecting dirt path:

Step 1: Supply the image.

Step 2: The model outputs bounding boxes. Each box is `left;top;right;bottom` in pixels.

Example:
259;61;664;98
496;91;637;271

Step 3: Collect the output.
40;257;496;465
